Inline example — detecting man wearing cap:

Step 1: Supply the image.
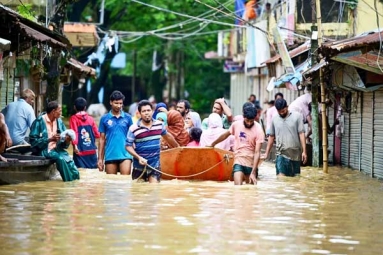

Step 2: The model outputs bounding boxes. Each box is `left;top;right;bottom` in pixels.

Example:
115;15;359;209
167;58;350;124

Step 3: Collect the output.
262;98;307;177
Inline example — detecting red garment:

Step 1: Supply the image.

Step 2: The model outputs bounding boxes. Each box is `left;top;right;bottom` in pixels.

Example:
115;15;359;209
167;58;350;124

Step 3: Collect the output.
165;110;190;147
187;140;200;147
69;111;100;152
245;0;257;20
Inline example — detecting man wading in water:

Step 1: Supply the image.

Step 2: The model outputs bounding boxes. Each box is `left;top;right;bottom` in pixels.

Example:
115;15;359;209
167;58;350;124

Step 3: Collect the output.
207;103;264;185
262;98;307;176
126;100;179;183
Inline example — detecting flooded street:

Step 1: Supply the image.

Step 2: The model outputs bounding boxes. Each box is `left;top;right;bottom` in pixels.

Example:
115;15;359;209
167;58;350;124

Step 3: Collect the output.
0;162;383;254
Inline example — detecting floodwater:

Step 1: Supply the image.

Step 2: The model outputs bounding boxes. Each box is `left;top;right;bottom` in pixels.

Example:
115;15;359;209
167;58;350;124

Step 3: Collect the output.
0;162;383;255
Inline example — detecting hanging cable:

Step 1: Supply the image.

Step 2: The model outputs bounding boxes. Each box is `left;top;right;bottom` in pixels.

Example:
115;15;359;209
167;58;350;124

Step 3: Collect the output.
130;0;245;28
194;0;269;35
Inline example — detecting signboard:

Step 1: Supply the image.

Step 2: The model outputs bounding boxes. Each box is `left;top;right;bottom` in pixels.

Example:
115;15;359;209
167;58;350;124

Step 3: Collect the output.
223;60;244;73
273;27;295;74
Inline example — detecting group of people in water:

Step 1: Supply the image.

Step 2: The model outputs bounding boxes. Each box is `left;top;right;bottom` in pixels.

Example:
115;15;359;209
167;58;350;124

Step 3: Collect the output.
0;88;315;185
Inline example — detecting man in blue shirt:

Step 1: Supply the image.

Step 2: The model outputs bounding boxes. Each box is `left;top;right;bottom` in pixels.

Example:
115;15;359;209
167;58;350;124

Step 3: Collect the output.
126;100;179;183
1;89;36;145
98;91;133;175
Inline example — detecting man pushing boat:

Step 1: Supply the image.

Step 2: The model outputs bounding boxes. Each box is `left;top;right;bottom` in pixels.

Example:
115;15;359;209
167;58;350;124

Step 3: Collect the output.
126;100;179;183
207;103;265;185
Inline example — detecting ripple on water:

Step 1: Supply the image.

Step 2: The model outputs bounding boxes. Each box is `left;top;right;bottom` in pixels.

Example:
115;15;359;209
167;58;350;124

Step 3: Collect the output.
0;162;382;254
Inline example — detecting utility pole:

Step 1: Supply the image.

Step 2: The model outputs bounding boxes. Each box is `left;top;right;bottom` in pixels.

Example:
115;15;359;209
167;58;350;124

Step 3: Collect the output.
311;0;320;167
316;0;329;173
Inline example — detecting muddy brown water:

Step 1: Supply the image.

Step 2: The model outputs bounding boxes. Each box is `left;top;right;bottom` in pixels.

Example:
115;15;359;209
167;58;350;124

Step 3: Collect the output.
0;161;382;254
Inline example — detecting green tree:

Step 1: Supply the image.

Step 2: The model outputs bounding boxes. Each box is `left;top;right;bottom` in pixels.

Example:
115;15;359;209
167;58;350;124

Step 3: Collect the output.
68;0;232;114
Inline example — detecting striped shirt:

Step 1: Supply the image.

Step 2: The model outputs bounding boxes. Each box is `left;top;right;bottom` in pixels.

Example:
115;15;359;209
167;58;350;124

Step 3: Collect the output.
126;119;166;170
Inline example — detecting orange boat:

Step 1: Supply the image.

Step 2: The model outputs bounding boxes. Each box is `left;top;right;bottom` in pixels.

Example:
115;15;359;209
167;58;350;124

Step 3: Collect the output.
160;147;234;181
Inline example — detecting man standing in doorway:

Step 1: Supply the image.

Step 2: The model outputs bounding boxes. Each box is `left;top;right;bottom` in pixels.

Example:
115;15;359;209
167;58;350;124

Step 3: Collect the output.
262;99;307;177
126;100;179;183
98;91;133;175
1;88;36;145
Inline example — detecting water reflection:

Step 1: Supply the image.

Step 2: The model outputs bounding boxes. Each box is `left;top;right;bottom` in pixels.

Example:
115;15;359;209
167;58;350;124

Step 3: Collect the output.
0;164;383;254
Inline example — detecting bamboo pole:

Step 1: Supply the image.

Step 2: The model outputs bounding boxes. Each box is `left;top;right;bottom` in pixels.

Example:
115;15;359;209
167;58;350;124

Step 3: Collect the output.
316;0;328;173
320;69;328;173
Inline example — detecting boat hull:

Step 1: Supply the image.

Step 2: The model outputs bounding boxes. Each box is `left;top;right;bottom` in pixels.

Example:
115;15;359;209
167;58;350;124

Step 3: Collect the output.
0;153;58;185
160;147;234;181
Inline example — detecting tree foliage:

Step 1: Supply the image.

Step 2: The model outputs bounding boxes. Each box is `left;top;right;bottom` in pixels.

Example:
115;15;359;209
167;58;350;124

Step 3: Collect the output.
68;0;232;114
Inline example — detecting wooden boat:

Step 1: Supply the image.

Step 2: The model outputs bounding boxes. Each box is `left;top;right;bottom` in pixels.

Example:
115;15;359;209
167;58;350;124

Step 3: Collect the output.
160;147;234;181
0;153;58;185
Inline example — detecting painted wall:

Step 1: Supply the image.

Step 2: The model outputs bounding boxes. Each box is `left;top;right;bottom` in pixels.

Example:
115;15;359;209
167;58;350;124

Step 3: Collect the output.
355;0;383;35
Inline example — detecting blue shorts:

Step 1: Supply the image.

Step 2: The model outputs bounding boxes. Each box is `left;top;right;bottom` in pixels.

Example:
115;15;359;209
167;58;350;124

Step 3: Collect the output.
275;155;301;177
132;167;161;182
232;164;254;176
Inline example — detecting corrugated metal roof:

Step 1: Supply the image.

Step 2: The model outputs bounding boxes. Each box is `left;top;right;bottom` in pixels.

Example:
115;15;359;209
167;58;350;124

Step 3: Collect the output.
18;22;67;48
322;30;383;52
302;59;328;76
0;4;70;48
67;58;96;77
331;50;383;74
263;41;310;64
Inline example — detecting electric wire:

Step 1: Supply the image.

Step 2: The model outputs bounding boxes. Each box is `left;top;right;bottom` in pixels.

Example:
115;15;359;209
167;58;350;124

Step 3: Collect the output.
194;0;269;35
130;0;246;28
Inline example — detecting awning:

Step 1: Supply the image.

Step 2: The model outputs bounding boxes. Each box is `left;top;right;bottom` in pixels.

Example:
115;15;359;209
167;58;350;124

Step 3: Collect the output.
0;4;70;49
270;60;310;91
331;49;383;75
321;30;383;53
67;58;96;77
262;41;310;64
302;59;328;76
18;22;67;48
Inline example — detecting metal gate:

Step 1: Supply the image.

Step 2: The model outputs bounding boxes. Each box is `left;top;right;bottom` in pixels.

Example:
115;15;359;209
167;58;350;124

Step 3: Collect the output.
230;73;253;116
373;89;383;179
348;92;362;169
341;106;350;166
361;92;373;175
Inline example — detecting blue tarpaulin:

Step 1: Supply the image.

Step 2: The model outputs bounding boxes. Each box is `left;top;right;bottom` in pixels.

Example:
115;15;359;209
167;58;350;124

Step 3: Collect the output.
234;0;245;24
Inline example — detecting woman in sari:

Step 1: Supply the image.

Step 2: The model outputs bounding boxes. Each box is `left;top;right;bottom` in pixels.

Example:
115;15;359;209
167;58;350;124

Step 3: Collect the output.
161;110;190;150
